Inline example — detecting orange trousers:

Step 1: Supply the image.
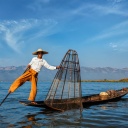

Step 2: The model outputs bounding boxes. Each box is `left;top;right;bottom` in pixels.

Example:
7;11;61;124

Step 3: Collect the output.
9;69;38;101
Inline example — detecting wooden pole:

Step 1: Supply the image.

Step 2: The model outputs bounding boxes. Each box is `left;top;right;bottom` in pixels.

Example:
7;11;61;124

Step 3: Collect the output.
0;92;10;106
0;67;30;106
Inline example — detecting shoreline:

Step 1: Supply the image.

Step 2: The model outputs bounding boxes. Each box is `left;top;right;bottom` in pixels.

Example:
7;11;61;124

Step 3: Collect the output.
81;78;128;82
1;78;128;83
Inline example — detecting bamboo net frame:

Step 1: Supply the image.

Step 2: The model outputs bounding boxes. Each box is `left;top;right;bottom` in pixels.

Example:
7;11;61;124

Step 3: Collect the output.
44;49;83;111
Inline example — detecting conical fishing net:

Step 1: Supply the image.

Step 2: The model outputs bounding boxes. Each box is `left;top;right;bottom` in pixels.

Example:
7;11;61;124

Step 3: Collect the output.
44;49;83;111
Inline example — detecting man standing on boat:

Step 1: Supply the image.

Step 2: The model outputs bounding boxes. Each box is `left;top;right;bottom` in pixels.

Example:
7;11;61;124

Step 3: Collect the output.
8;48;60;104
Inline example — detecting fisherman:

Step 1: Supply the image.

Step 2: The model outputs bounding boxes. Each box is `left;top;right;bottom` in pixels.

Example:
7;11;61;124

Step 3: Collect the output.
8;48;60;104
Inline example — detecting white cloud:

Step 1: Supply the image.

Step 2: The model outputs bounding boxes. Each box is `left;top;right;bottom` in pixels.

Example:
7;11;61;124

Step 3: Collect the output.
109;43;117;48
27;0;51;12
109;41;128;52
26;0;128;26
93;4;128;16
86;20;128;42
0;19;58;53
83;20;128;52
108;0;124;5
109;43;118;50
71;1;128;17
0;20;33;53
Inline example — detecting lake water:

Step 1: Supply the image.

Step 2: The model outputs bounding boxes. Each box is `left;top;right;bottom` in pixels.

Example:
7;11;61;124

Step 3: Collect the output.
0;82;128;128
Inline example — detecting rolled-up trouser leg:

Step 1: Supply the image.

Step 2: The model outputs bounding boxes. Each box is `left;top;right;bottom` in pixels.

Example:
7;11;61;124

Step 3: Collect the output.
28;70;38;101
8;70;31;93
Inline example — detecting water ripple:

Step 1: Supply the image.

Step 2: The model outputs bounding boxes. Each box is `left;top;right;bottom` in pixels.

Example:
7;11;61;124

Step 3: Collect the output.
0;82;128;127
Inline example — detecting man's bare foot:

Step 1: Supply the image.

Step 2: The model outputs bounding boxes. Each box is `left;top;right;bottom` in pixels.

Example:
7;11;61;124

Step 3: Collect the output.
31;101;37;105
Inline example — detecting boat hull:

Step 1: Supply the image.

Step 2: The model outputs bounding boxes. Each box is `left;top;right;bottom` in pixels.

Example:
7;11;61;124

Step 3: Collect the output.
19;88;128;109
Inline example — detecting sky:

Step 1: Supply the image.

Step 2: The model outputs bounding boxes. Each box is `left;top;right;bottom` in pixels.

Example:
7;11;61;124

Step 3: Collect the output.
0;0;128;68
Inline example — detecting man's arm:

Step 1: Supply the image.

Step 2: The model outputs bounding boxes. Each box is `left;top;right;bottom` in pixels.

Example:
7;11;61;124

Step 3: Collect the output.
43;60;60;70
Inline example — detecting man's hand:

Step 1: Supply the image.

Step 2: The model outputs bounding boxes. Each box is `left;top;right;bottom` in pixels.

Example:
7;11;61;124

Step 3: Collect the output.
56;66;61;69
27;65;31;69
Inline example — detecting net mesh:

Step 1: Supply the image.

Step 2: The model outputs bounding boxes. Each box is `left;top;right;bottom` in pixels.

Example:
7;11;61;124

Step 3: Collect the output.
44;49;83;111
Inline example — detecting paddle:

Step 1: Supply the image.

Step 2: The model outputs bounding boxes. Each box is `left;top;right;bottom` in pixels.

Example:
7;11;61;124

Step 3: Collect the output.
0;92;10;106
0;67;30;106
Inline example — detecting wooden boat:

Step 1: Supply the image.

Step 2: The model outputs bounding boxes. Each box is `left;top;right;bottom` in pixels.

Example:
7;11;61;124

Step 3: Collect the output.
20;87;128;109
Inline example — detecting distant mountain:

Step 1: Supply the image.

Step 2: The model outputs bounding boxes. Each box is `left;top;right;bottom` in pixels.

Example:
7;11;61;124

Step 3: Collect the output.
0;66;56;82
81;67;128;80
0;66;128;81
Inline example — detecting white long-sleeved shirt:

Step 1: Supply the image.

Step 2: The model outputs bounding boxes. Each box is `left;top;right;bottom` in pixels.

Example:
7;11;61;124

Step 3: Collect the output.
29;57;56;72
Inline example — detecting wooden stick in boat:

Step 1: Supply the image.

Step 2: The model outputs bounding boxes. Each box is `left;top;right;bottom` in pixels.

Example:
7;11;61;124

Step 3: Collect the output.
0;67;30;106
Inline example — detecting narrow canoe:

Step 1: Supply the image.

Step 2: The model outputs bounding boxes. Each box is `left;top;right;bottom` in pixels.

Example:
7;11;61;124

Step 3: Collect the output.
19;87;128;109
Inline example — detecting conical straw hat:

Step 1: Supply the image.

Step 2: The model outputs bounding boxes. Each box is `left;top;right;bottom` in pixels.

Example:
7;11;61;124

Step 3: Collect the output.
32;48;48;55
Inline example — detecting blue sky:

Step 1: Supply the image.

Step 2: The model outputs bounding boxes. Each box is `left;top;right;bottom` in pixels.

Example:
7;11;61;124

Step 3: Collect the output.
0;0;128;68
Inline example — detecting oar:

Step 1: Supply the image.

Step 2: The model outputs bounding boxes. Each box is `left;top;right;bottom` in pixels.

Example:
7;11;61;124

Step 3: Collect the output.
0;92;10;106
0;67;30;106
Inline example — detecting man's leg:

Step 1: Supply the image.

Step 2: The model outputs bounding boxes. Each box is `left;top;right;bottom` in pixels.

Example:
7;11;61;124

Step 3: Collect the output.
28;75;38;101
8;70;31;93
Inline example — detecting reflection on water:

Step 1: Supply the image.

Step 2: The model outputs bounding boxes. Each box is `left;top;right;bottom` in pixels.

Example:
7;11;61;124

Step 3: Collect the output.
20;109;83;127
99;98;128;110
0;82;128;127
